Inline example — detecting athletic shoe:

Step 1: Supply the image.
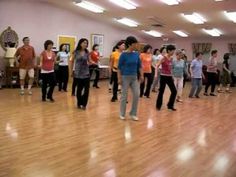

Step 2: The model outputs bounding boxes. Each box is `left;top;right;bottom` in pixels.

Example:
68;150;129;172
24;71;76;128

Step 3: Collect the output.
130;115;139;121
120;115;125;120
20;90;24;95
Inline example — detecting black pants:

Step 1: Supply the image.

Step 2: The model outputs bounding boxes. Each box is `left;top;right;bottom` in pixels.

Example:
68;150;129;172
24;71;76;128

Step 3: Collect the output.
72;77;77;96
140;73;153;97
76;78;90;107
156;75;177;109
205;72;217;93
41;72;56;99
111;71;118;99
89;65;100;87
58;65;69;91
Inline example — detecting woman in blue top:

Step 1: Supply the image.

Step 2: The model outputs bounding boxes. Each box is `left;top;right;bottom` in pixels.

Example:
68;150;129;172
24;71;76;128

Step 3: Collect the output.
71;38;90;110
118;36;144;121
172;50;187;102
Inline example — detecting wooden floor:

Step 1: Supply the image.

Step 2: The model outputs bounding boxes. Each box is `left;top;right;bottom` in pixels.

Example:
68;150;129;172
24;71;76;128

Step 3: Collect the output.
0;81;236;177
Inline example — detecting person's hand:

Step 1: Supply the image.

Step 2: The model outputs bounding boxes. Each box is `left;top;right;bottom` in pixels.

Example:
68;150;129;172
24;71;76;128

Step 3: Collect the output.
118;77;122;85
71;71;75;77
140;76;144;83
202;75;205;80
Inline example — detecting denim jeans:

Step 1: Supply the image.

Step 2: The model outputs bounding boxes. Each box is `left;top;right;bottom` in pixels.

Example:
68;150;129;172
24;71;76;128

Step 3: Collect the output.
120;75;139;117
189;78;202;97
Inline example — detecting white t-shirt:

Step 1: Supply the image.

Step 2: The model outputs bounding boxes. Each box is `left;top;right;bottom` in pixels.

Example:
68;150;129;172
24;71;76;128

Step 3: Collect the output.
57;51;70;66
157;54;164;69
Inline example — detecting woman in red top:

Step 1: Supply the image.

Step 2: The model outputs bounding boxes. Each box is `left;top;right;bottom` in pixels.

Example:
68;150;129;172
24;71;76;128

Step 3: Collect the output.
156;45;177;111
39;40;56;102
89;44;100;88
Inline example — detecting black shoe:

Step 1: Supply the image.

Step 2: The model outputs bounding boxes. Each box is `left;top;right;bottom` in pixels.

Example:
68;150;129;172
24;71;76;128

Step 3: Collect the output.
111;97;117;102
63;89;67;92
93;85;100;89
210;93;217;96
156;107;161;111
42;98;46;102
47;98;55;102
145;96;150;98
195;95;200;98
204;93;209;96
189;96;194;98
168;107;177;111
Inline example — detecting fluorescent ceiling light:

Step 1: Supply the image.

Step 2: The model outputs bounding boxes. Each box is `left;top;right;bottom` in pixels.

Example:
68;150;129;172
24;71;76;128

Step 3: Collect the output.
109;0;137;10
224;11;236;23
215;0;223;1
161;0;181;5
202;28;222;37
143;30;162;37
116;18;138;27
182;13;206;24
74;1;105;13
173;30;188;37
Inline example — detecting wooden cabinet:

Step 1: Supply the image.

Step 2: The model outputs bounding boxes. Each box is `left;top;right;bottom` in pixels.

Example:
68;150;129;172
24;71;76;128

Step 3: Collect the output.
6;67;39;88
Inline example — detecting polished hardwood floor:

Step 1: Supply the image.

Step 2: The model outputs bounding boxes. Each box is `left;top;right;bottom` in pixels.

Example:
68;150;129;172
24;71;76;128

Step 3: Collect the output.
0;81;236;177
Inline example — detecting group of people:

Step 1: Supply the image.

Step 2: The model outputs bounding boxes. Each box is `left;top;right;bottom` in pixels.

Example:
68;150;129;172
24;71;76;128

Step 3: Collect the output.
15;35;233;121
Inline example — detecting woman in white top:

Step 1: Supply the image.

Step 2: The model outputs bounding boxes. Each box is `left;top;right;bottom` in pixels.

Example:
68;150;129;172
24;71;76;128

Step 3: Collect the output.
57;44;70;92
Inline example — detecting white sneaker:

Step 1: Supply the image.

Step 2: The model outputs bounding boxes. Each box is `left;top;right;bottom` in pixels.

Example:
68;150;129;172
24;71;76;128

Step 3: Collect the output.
119;115;125;120
130;115;139;121
20;90;24;95
28;90;32;95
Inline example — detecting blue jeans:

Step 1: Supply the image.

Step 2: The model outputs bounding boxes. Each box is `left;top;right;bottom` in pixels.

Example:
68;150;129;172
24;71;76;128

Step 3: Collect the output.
189;78;202;97
120;76;139;117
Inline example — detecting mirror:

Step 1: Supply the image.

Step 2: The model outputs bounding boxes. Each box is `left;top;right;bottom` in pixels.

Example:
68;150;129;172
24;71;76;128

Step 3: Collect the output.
0;26;19;51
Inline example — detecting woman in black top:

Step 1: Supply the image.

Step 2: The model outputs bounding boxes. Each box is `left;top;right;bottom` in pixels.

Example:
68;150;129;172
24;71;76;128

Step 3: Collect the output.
218;53;232;93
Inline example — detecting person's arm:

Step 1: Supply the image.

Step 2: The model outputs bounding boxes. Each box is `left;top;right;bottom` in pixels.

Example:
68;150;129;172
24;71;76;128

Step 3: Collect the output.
109;54;114;74
117;54;124;85
223;63;231;73
138;56;144;83
38;54;43;68
56;52;61;64
155;58;164;77
70;54;75;77
89;52;97;65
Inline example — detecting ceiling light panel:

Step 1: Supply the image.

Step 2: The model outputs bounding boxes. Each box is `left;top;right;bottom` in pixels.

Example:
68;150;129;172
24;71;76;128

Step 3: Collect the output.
74;1;105;13
109;0;137;10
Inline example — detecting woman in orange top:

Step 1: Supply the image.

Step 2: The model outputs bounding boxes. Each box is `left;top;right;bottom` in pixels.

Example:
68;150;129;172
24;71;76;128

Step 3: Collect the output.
89;44;100;88
140;44;153;98
110;41;125;102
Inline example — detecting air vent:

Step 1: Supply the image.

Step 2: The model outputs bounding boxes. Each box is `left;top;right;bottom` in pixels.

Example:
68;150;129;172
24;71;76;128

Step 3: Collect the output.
151;24;164;27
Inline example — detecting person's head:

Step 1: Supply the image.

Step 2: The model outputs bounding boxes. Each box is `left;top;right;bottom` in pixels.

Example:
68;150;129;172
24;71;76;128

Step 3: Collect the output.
44;40;54;50
143;44;152;54
175;49;183;60
59;44;68;53
153;48;160;55
75;38;89;53
166;44;176;56
181;49;186;54
116;40;125;51
211;50;218;57
195;52;203;59
125;36;138;51
160;46;166;55
223;53;230;61
92;44;99;51
23;37;30;46
112;45;117;52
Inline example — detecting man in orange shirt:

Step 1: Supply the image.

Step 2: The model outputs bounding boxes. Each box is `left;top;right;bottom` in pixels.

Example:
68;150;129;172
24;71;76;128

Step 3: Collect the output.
15;37;36;95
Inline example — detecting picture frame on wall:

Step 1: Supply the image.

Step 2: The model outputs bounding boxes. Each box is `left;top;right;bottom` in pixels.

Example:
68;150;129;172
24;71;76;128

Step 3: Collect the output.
91;34;104;57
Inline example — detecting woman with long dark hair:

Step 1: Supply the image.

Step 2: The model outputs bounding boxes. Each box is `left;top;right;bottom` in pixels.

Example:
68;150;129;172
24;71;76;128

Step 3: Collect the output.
156;45;177;111
39;40;56;102
71;38;90;110
57;44;70;92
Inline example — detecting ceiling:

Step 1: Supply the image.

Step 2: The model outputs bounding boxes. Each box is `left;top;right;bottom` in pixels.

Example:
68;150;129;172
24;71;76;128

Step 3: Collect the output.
42;0;236;40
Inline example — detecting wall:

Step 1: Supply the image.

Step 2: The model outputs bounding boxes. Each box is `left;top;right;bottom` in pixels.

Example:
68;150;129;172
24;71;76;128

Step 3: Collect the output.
0;0;146;58
149;37;236;73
